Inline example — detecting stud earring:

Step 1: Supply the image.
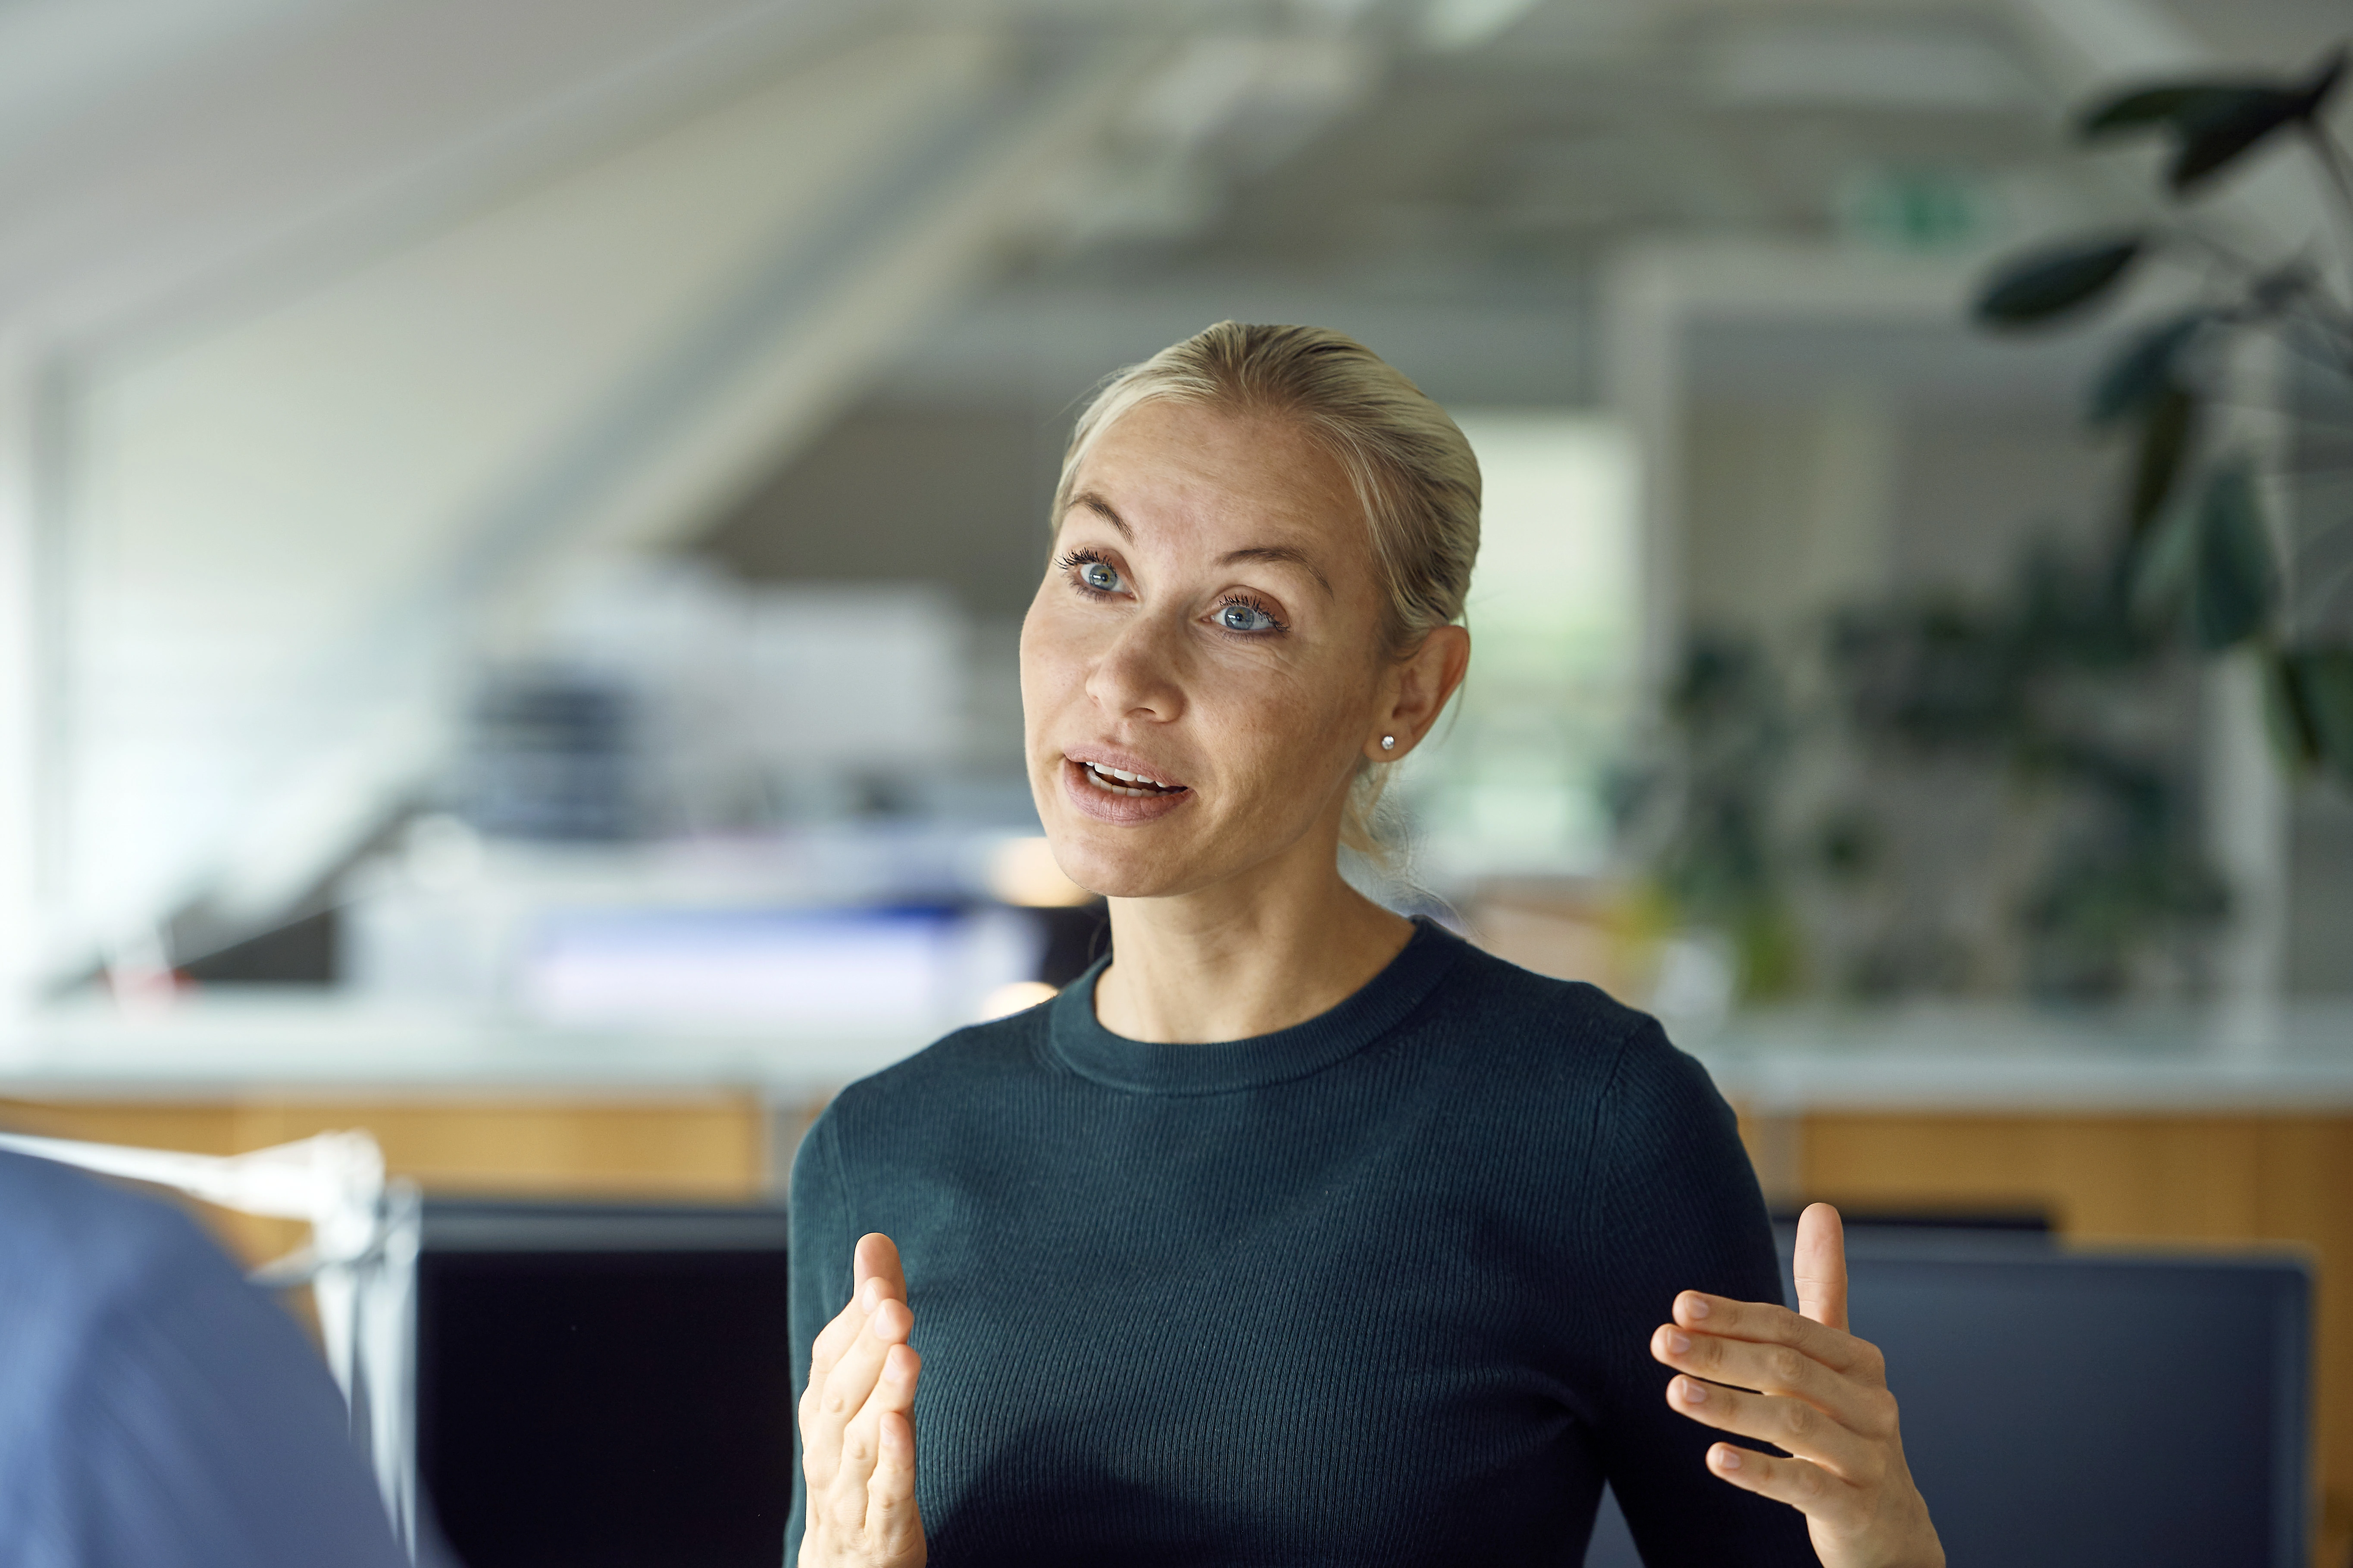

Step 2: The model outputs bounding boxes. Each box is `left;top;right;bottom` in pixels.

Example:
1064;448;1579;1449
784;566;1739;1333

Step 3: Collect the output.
1381;735;1396;750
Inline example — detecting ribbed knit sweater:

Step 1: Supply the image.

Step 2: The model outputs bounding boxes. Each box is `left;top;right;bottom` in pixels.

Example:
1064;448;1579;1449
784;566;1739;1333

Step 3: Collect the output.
786;918;1814;1567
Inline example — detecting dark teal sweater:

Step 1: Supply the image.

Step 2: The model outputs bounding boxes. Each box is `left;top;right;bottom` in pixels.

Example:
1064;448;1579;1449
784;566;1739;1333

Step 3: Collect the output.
787;919;1812;1566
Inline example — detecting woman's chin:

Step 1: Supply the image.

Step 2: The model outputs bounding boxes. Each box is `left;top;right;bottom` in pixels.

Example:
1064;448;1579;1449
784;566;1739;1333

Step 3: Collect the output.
1044;831;1195;902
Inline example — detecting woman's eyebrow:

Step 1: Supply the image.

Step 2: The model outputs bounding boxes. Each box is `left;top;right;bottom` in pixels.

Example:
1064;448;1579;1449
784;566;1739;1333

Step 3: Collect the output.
1068;490;1130;537
1222;544;1332;598
1066;491;1330;597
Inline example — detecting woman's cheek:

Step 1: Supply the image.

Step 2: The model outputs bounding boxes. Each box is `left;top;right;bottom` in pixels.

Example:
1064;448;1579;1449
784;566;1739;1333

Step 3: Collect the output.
1018;610;1085;717
1215;690;1336;796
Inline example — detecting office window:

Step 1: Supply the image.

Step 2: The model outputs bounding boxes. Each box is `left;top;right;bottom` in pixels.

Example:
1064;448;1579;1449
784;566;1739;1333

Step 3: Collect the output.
1402;412;1641;882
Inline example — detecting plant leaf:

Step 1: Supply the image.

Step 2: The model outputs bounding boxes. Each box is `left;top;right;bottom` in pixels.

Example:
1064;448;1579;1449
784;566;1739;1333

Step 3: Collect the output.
2125;381;2198;540
2168;87;2307;191
2296;46;2347;119
2284;648;2353;787
1974;237;2146;326
2078;83;2246;140
2126;488;2198;623
2087;312;2206;426
2266;649;2325;768
2191;461;2275;651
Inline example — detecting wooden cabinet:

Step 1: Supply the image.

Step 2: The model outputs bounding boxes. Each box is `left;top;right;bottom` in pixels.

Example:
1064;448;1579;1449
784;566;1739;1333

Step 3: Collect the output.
0;1093;771;1265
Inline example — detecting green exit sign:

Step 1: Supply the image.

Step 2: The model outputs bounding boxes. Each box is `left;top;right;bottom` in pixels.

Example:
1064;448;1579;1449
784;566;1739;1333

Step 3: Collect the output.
1836;167;1998;252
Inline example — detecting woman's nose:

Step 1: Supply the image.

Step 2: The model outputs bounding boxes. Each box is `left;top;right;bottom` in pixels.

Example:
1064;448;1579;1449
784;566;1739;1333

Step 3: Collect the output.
1085;612;1187;722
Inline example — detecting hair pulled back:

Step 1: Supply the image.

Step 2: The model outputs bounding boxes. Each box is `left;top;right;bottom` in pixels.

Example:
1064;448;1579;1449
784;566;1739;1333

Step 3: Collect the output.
1052;322;1481;857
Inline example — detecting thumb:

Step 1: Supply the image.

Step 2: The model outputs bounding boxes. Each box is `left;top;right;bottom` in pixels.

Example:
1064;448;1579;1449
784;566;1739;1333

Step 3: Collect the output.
856;1232;908;1308
1793;1202;1848;1332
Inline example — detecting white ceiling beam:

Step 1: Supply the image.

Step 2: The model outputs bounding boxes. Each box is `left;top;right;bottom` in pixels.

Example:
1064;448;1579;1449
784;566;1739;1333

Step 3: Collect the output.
191;34;1168;932
0;0;878;356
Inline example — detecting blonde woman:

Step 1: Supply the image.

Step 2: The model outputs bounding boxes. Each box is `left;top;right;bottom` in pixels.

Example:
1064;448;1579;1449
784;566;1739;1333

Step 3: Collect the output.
788;324;1943;1568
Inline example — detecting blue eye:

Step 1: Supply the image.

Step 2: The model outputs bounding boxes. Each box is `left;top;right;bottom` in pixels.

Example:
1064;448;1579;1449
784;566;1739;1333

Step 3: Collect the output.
1057;550;1125;595
1217;599;1282;633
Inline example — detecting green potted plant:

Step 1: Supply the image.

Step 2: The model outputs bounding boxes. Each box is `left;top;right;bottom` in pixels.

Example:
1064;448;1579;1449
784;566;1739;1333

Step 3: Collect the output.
1971;44;2353;787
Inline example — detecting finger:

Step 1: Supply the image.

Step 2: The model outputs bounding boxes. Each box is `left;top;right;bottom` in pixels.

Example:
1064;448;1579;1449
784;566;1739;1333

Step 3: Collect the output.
1664;1374;1878;1482
1794;1203;1848;1332
804;1296;914;1488
856;1233;907;1307
1649;1324;1893;1438
1702;1441;1864;1528
866;1358;924;1553
1672;1292;1879;1383
834;1341;920;1516
807;1289;869;1389
801;1266;886;1445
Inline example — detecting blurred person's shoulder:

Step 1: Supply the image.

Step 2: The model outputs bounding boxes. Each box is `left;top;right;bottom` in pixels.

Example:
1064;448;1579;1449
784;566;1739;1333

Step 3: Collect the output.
0;1147;246;1489
0;1153;413;1568
0;1146;230;1319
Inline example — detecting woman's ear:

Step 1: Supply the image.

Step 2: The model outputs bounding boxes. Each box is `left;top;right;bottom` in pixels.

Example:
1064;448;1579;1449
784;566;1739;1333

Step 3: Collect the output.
1366;625;1470;761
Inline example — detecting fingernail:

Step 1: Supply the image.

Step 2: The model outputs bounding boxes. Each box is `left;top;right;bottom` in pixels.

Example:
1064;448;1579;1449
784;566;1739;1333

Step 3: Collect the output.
1684;1296;1710;1321
1715;1446;1741;1471
1667;1331;1690;1355
861;1279;881;1312
1680;1377;1708;1404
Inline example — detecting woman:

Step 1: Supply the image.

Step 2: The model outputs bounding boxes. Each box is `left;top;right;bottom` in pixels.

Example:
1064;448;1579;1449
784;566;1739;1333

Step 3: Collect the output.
787;324;1943;1567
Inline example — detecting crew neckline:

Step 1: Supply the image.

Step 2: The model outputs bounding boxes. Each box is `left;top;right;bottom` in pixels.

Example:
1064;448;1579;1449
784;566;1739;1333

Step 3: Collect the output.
1046;916;1465;1095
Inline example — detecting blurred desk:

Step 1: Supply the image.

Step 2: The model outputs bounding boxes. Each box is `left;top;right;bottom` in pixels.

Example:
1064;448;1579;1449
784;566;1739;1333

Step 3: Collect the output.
1700;1000;2353;1114
0;988;929;1266
0;988;928;1100
1700;1002;2353;1568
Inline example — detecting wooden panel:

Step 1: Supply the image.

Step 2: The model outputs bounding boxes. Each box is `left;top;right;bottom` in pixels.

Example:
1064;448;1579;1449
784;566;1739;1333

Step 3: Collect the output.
1799;1112;2352;1568
0;1095;770;1265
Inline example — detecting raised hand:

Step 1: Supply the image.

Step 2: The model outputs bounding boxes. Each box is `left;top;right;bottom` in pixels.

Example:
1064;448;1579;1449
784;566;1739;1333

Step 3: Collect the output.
1650;1203;1944;1568
798;1233;926;1568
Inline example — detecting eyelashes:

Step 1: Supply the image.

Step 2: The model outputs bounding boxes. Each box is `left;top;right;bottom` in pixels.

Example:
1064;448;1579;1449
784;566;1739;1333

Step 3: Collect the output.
1058;547;1123;600
1215;593;1288;633
1055;548;1287;634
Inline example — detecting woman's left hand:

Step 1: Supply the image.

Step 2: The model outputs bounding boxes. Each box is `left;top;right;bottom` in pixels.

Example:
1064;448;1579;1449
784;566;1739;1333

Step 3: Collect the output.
1651;1203;1945;1568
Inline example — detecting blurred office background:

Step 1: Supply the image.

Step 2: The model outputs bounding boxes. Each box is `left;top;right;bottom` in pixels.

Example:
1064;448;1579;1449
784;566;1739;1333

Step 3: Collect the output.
0;0;2346;1563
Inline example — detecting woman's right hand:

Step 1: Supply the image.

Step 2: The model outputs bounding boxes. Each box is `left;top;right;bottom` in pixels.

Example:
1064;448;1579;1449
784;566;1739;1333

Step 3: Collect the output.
798;1233;925;1568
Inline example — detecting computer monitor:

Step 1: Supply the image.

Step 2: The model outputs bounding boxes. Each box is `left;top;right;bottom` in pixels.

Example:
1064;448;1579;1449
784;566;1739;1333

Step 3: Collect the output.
413;1200;796;1568
1586;1226;2310;1567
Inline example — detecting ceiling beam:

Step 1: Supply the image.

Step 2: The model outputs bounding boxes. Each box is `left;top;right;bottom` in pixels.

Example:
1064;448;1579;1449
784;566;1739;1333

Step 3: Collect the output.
187;33;1167;938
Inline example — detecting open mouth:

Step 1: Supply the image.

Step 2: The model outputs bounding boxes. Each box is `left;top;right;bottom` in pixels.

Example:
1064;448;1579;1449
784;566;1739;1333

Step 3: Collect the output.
1077;761;1188;799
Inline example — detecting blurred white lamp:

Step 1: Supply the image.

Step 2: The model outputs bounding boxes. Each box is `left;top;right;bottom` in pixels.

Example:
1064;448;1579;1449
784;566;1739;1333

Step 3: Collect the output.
0;1129;421;1559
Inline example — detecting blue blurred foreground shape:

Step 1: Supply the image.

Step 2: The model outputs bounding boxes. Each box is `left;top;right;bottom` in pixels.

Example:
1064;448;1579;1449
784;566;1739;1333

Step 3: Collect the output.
0;1149;408;1568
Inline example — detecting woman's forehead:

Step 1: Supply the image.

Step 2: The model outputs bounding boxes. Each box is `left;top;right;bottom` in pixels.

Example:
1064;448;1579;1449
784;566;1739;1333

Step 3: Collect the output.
1065;400;1359;546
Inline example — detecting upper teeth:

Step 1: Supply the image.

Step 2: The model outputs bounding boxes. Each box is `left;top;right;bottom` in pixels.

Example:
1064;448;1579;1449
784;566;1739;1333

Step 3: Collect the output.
1085;762;1173;792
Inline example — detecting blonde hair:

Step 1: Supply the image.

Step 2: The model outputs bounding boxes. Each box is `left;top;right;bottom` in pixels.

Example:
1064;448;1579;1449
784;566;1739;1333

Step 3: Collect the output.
1052;322;1480;856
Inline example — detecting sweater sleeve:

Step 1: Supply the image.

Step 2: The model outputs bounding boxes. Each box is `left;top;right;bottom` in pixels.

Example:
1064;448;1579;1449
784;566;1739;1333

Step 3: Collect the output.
1582;1018;1816;1568
784;1109;857;1568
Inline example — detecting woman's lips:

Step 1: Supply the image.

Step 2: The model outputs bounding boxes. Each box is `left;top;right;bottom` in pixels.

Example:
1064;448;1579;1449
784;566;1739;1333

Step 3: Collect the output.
1060;757;1192;824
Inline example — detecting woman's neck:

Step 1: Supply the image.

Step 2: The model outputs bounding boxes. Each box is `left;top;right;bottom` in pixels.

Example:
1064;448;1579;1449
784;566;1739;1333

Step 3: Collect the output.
1091;840;1414;1044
